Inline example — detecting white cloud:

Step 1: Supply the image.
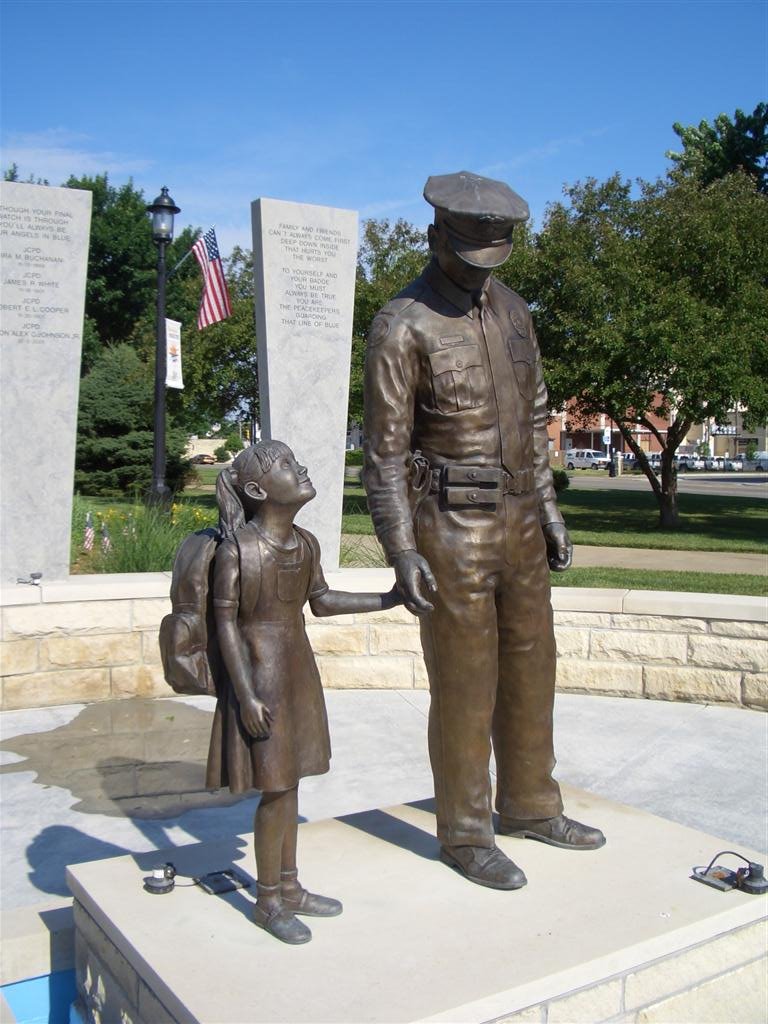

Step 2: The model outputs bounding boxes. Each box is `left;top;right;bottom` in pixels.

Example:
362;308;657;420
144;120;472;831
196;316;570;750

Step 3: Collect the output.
358;196;422;218
480;127;610;177
1;128;152;184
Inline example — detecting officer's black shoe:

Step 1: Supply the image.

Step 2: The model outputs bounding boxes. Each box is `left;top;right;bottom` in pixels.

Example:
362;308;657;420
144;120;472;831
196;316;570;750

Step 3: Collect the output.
440;844;527;889
498;814;606;850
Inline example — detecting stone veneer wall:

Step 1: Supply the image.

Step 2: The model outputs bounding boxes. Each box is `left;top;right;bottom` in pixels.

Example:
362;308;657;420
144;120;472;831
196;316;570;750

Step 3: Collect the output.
70;898;766;1024
1;571;766;712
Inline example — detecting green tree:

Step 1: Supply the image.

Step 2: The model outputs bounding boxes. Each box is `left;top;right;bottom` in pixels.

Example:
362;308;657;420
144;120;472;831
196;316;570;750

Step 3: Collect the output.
64;174;199;372
515;172;768;528
131;244;260;432
667;103;768;193
3;163;49;184
76;344;189;496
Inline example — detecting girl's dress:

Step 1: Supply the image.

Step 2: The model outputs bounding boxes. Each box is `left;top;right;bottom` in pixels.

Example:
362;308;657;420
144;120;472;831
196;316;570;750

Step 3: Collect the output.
205;521;331;794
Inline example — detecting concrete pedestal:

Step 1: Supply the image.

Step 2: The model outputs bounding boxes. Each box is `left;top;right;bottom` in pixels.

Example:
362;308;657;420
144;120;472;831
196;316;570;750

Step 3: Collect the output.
67;788;767;1024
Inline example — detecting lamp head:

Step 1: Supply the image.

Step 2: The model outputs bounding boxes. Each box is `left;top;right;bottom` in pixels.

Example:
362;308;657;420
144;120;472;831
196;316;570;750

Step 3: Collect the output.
146;186;180;243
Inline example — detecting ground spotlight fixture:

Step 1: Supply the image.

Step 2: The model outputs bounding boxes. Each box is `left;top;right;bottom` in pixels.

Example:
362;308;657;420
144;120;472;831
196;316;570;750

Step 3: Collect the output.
691;850;768;894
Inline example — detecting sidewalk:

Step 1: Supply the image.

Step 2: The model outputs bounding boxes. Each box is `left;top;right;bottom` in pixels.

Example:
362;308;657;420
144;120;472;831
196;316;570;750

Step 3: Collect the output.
1;691;765;915
342;535;768;575
574;545;768;574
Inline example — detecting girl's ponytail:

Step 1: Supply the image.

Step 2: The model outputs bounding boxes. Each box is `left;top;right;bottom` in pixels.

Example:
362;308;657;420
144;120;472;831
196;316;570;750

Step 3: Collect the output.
216;467;245;539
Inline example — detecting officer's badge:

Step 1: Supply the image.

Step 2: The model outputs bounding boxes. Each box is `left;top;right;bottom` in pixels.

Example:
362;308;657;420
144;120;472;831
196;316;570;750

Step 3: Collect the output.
367;315;391;347
509;310;527;337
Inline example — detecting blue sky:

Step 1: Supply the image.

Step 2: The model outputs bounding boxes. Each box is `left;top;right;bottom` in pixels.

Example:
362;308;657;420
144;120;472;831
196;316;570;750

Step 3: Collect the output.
1;0;765;255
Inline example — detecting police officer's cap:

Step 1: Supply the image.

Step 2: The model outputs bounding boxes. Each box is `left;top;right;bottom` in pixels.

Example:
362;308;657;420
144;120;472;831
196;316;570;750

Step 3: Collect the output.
424;171;529;268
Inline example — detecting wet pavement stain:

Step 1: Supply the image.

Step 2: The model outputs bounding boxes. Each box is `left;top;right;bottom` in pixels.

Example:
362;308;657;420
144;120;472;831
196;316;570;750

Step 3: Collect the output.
0;698;245;818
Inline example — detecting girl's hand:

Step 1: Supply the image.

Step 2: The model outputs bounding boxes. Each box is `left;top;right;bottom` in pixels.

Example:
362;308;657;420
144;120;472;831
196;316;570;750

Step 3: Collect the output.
239;694;273;738
382;583;404;609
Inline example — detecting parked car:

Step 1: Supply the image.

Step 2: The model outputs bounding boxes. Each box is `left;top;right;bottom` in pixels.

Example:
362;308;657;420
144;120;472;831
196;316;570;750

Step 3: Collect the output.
724;456;743;472
676;454;705;471
703;456;725;471
565;449;611;470
752;451;768;471
190;453;216;465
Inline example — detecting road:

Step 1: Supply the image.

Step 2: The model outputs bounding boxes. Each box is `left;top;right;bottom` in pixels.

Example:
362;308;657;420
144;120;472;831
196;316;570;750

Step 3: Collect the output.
565;471;768;499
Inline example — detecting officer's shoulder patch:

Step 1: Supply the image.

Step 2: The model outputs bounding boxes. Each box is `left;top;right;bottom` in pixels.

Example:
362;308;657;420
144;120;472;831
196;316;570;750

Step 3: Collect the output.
366;296;417;347
366;314;392;347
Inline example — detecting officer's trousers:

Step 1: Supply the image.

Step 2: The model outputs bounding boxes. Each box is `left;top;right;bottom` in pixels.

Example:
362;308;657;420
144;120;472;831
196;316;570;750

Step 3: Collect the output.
415;489;564;849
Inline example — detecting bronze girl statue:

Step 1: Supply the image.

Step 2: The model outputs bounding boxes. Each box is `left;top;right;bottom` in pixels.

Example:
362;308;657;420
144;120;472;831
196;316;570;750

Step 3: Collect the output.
205;440;401;944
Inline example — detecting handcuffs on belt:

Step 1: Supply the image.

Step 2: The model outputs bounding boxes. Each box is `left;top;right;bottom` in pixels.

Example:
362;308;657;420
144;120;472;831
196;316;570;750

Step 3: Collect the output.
407;451;534;511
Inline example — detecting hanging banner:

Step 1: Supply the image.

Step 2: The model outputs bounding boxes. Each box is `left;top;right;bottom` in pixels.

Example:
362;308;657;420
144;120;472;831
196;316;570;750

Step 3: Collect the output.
165;319;184;389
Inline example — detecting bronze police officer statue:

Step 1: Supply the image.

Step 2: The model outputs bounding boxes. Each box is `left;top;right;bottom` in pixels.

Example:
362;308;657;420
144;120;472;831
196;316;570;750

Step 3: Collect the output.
363;171;605;890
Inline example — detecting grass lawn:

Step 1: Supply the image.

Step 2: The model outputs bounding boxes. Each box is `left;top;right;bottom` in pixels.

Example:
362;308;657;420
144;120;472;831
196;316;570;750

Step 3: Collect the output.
559;488;767;553
71;480;766;592
341;486;767;554
550;567;767;596
185;465;222;490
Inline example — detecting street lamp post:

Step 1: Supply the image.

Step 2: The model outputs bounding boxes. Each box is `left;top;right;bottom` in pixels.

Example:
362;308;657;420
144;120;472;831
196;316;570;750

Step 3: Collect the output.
146;187;180;506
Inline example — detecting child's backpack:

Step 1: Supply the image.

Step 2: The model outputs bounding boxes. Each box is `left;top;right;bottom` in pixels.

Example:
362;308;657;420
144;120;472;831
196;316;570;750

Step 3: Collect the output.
159;527;225;696
159;522;318;696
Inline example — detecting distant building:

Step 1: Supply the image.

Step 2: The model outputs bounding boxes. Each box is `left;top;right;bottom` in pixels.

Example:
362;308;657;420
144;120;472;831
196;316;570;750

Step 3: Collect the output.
547;401;766;461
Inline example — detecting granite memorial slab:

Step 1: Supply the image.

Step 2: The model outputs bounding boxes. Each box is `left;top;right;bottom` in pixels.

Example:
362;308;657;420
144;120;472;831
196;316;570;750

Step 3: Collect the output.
251;198;357;570
0;181;92;584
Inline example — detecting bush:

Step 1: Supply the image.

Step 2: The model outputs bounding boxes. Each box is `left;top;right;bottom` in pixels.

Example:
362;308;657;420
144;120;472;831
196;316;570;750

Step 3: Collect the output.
71;496;217;573
214;445;230;463
745;443;758;460
552;468;570;492
226;433;244;454
345;448;365;466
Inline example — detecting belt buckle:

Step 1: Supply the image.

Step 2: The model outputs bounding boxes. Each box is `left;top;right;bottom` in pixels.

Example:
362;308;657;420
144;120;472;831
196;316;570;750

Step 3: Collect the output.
505;468;532;495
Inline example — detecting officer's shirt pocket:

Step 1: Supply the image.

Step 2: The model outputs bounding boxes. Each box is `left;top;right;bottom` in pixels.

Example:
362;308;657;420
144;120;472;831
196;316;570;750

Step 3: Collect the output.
428;344;489;413
508;336;537;401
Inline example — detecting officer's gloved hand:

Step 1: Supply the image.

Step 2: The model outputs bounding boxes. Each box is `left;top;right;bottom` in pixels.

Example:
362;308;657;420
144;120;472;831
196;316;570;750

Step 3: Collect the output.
544;523;573;572
391;549;437;615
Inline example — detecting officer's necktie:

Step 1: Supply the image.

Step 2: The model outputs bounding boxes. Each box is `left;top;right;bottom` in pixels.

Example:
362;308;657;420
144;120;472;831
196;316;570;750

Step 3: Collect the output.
477;290;522;473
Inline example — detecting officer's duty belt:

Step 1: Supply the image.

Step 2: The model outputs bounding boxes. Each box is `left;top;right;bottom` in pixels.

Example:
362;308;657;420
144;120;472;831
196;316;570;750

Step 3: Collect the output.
429;464;534;508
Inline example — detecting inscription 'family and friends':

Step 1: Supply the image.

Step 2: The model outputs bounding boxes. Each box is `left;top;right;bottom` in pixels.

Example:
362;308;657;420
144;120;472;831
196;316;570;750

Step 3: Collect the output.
268;221;351;331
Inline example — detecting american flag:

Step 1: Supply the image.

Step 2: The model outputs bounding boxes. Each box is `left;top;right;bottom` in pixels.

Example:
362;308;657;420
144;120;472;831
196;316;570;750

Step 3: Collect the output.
83;511;95;552
192;228;232;329
101;521;112;554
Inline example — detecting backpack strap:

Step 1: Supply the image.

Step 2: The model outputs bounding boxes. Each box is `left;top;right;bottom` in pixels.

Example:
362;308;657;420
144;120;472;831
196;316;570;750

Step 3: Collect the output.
231;523;261;619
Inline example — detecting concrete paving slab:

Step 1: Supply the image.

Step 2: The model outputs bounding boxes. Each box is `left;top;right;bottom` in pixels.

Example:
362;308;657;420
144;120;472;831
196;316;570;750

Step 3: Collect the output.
573;545;768;575
1;691;764;921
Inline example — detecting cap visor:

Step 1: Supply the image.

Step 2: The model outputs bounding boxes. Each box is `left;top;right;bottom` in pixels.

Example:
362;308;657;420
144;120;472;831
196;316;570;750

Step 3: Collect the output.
449;236;513;269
